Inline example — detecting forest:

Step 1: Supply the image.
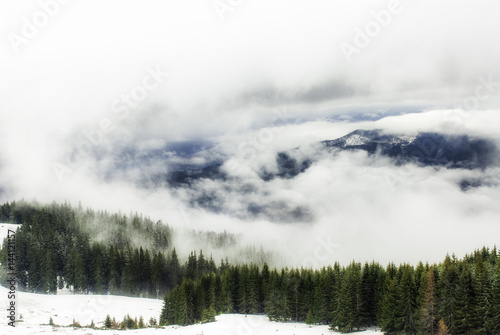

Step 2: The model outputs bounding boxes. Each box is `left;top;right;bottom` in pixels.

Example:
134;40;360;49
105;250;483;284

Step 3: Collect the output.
1;201;499;334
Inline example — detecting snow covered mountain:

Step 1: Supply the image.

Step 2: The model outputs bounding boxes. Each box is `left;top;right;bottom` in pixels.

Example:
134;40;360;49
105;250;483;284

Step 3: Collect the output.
322;129;497;170
137;129;497;189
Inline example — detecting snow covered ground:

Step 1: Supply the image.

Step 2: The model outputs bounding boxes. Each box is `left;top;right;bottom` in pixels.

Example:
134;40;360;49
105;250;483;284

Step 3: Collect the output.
0;223;382;334
0;285;383;335
0;223;19;242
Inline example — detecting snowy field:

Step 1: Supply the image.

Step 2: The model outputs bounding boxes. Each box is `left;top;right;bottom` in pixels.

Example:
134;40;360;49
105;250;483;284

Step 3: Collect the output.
0;285;383;335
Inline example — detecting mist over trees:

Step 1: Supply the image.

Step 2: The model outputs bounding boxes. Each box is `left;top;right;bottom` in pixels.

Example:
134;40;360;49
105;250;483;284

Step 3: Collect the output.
1;200;499;334
159;250;500;334
0;201;253;298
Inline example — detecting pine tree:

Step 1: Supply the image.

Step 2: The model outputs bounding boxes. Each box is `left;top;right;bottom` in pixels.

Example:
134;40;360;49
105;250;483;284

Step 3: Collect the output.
167;248;181;289
140;248;152;295
186;251;197;280
238;264;249;314
104;315;112;328
73;252;87;293
437;255;459;334
218;270;234;313
247;264;261;315
332;262;362;332
437;319;450;335
305;310;315;326
397;265;418;335
474;256;494;334
454;264;477;334
201;305;217;323
380;278;399;334
491;259;500;333
138;316;145;328
420;268;438;335
42;249;58;294
152;251;167;299
360;262;379;327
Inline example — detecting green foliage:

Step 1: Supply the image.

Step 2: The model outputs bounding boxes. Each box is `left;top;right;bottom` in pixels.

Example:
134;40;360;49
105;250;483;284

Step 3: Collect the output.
149;316;157;327
201;305;217;323
104;315;112;329
305;310;315;326
4;201;500;333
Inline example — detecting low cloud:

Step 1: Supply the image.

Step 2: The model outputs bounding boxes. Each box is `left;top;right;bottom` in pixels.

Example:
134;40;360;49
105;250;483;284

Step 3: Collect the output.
1;1;500;266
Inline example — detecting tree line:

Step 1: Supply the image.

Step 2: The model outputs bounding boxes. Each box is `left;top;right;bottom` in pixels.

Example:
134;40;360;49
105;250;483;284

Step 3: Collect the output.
159;249;500;334
1;201;499;334
0;201;231;298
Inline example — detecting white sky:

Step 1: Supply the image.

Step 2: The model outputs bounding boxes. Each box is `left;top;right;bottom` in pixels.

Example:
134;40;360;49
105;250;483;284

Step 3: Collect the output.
1;0;500;266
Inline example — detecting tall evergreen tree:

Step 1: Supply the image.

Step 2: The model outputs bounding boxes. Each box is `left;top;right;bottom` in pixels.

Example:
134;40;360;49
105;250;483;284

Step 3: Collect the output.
379;278;399;334
491;259;500;333
437;255;459;334
397;265;418;335
421;268;438;335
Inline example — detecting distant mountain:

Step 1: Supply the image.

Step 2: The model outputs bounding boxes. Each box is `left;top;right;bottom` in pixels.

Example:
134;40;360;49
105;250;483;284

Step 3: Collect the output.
322;129;497;170
139;129;497;189
122;130;497;221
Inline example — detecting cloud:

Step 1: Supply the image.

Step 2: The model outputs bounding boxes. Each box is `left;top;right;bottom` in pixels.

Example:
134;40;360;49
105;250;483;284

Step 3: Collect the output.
1;1;500;266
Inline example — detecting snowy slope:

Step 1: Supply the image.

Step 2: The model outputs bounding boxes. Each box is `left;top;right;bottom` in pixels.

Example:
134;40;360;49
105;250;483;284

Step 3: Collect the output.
0;284;383;335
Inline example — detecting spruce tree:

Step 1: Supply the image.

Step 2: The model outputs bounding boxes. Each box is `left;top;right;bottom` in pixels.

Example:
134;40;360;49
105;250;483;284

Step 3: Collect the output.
305;310;315;326
397;265;418;335
104;315;112;328
491;259;500;333
380;278;399;334
218;270;234;313
437;255;459;334
437;319;450;335
420;268;438;335
454;264;476;334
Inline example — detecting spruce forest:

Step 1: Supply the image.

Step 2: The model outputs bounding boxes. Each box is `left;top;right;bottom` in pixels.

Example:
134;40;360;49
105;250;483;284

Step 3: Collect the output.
1;201;500;334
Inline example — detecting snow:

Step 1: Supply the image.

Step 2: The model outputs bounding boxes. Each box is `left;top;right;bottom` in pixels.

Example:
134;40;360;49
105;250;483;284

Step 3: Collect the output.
345;134;368;146
0;284;383;334
0;223;19;241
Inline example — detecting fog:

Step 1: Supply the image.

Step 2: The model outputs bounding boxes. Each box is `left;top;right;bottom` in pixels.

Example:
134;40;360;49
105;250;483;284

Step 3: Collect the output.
1;0;500;266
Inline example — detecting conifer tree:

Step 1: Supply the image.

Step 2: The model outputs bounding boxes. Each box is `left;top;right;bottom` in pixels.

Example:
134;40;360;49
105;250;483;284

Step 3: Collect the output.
474;256;494;334
397;265;418;335
491;259;500;333
305;310;315;326
73;252;87;293
218;270;234;313
332;262;362;332
437;255;459;334
380;278;399;334
167;248;182;289
42;249;58;293
454;264;476;334
420;268;438;335
437;319;450;335
152;251;167;299
201;305;217;323
104;315;112;328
